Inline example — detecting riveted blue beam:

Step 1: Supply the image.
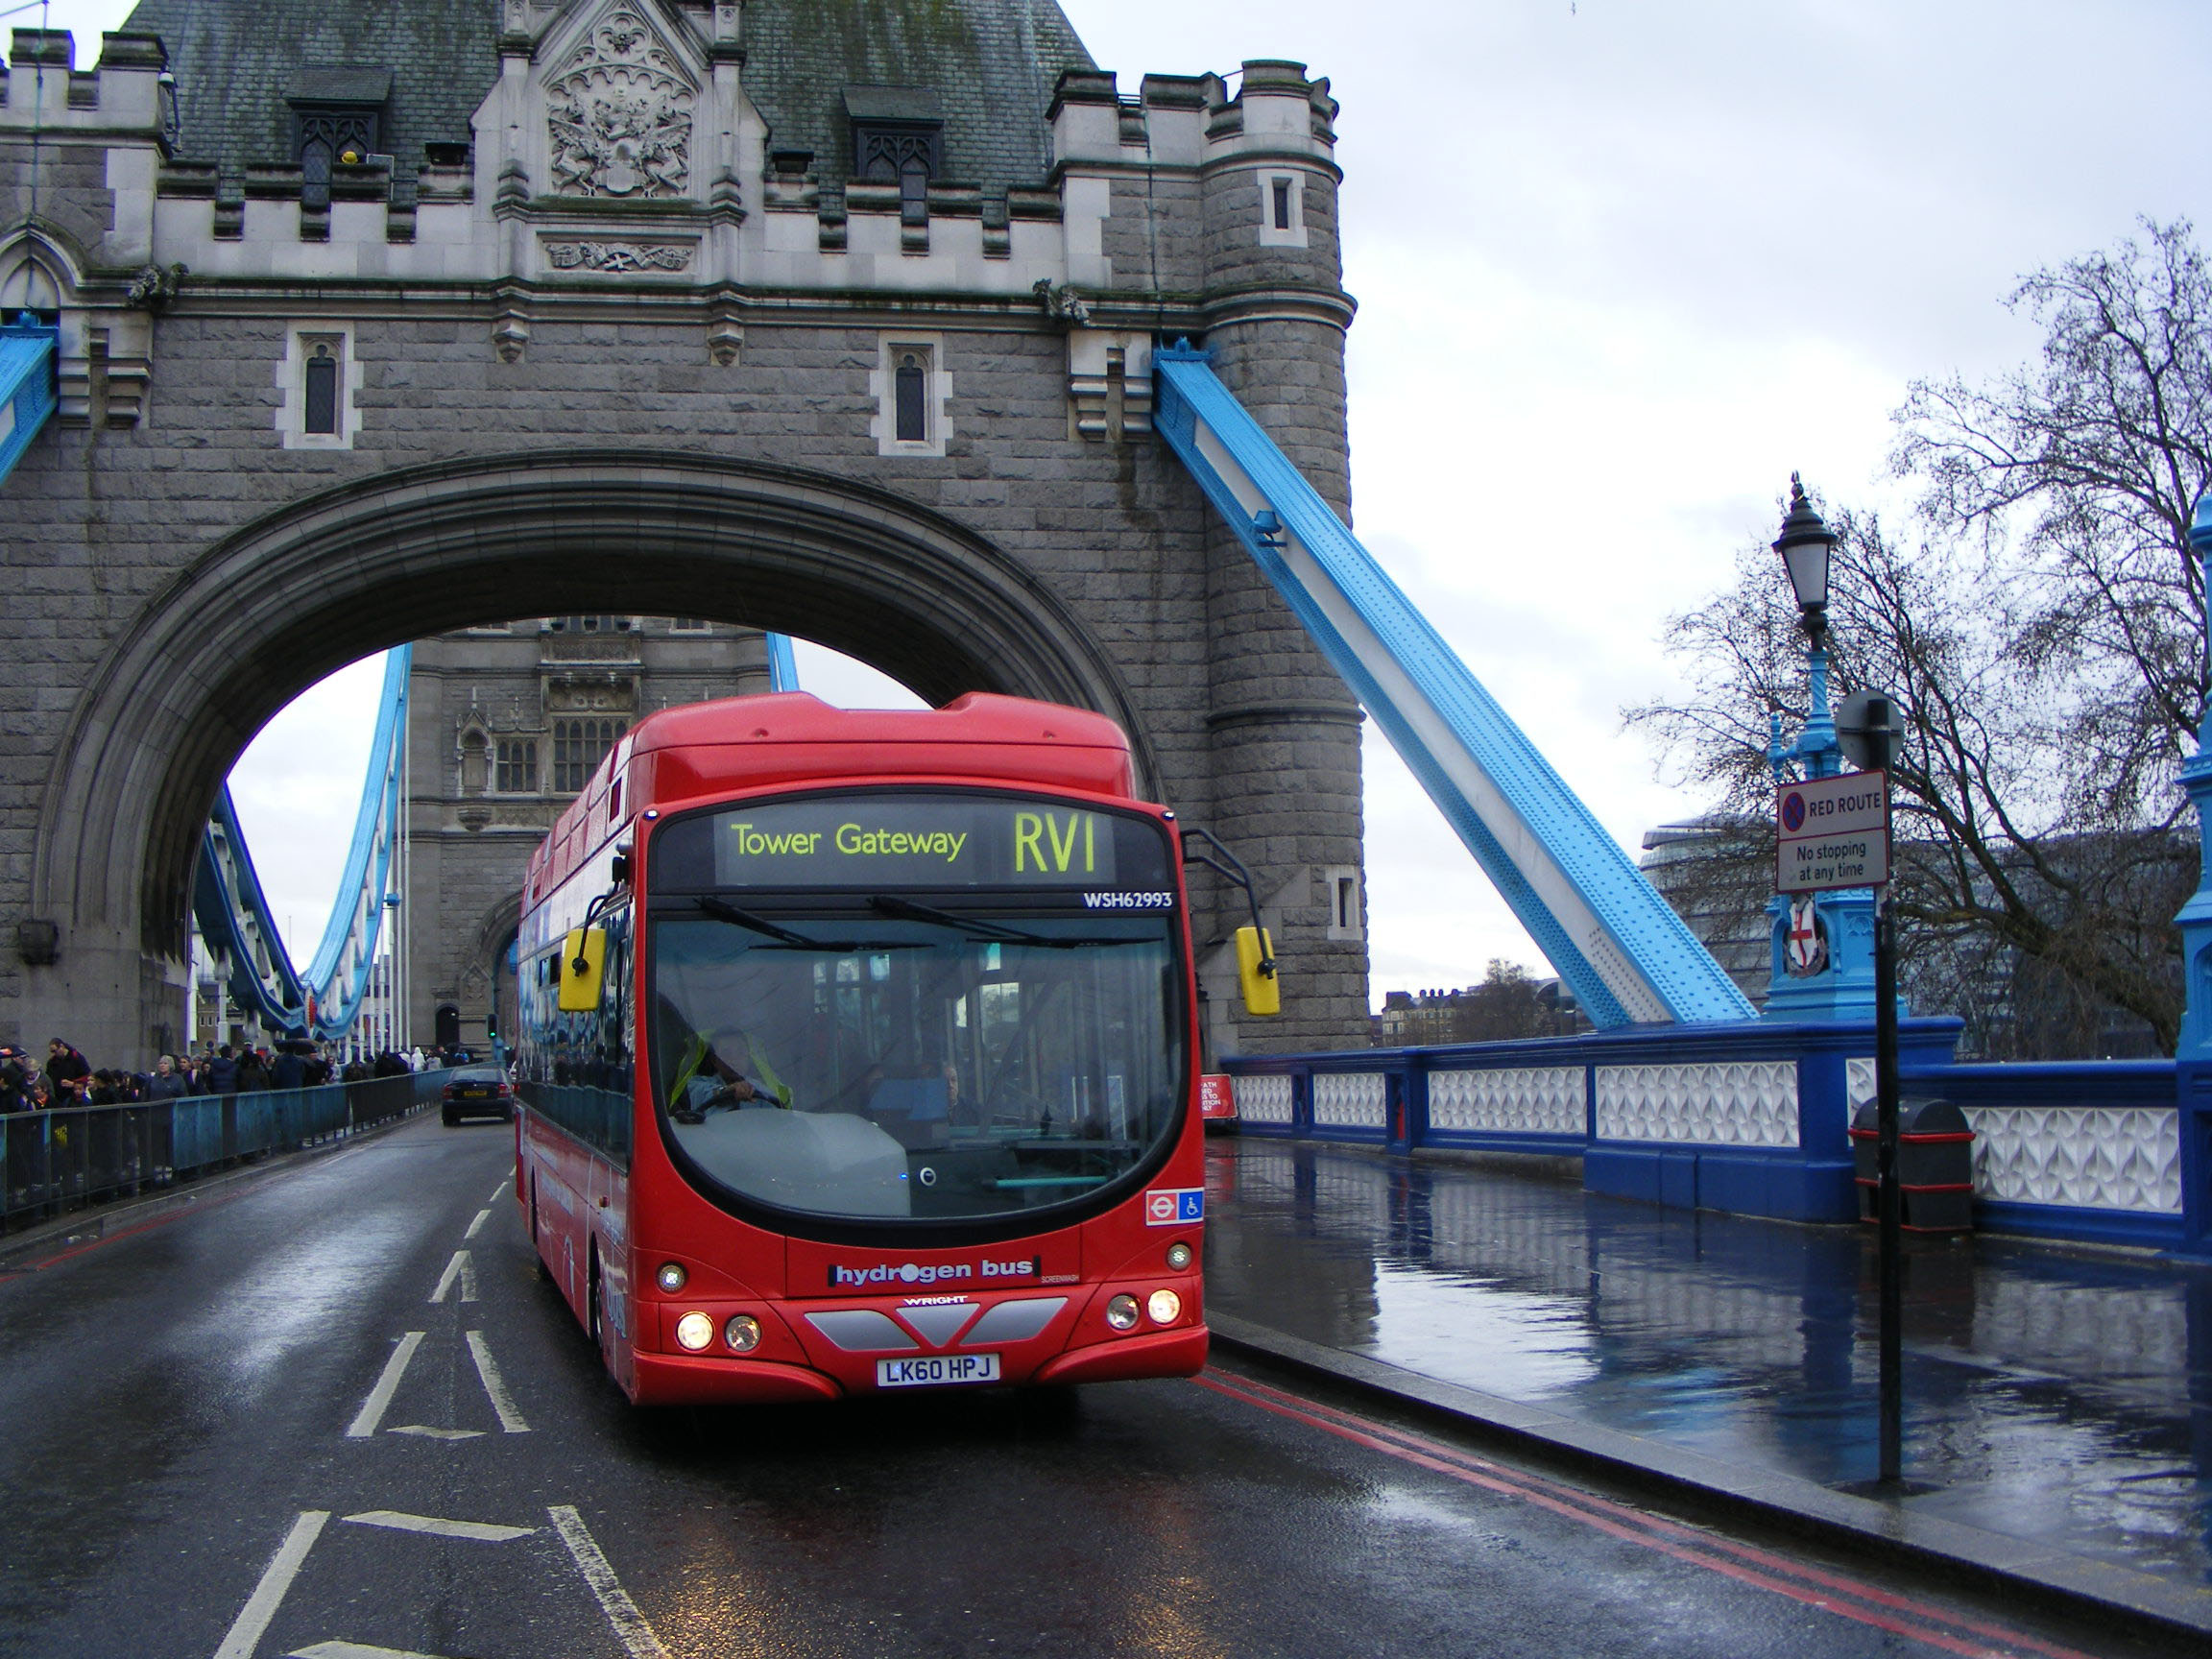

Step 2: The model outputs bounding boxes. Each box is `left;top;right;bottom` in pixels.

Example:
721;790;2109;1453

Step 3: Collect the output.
194;788;310;1037
301;645;411;1036
193;647;412;1042
0;316;58;490
766;633;800;692
1153;346;1755;1027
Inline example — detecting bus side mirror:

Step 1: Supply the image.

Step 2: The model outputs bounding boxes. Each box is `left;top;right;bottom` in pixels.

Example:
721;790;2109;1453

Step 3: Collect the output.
559;926;608;1012
1235;926;1280;1017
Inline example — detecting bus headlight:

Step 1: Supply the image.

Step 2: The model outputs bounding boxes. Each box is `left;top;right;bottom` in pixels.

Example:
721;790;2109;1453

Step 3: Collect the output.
725;1315;762;1353
675;1311;715;1351
1105;1293;1142;1332
656;1262;687;1293
1147;1288;1183;1325
1166;1241;1193;1270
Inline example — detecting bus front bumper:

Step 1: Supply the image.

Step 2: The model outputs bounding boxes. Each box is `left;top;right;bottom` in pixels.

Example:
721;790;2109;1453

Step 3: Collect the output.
632;1352;844;1407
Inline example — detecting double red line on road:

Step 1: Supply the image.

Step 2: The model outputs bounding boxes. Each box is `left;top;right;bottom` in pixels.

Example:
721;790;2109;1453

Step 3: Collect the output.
1196;1366;2099;1659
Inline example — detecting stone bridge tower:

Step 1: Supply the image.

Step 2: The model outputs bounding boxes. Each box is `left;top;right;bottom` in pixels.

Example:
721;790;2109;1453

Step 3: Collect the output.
0;0;1367;1066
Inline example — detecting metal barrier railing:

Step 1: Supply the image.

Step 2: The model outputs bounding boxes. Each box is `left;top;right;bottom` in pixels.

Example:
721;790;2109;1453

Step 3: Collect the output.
0;1068;453;1233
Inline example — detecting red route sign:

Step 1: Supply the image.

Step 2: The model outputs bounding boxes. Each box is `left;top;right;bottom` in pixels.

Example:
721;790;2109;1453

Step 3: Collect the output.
1776;770;1888;893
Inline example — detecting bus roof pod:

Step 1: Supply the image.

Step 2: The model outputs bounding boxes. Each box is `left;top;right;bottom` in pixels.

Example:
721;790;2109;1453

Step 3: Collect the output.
527;693;1140;902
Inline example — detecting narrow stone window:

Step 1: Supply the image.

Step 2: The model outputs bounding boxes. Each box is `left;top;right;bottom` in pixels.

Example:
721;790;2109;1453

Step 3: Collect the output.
459;731;488;796
1258;173;1309;249
1325;864;1363;941
900;158;929;228
303;341;340;435
875;333;948;456
282;327;356;449
895;349;928;443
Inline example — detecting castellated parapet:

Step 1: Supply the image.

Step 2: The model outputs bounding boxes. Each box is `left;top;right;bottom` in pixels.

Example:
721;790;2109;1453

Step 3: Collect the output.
0;3;1367;1066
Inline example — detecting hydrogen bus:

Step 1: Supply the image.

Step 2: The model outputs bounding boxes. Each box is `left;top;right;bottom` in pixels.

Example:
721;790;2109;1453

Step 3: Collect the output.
511;691;1276;1405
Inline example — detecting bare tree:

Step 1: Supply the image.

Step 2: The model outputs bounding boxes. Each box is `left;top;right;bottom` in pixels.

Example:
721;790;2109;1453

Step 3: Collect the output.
1631;221;2212;1054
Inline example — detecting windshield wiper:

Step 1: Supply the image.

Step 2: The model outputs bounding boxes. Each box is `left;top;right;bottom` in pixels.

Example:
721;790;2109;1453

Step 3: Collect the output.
866;895;1073;948
695;896;856;950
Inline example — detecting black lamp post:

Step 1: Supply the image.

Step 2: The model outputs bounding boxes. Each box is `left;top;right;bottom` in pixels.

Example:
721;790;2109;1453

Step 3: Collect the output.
1773;471;1839;639
1772;473;1906;1489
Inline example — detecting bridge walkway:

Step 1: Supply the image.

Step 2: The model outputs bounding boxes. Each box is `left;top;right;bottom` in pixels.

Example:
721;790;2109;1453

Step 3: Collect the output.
1203;1135;2212;1630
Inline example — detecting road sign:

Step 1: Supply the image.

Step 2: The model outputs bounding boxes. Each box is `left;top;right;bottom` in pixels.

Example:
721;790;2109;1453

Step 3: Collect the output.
1776;771;1888;893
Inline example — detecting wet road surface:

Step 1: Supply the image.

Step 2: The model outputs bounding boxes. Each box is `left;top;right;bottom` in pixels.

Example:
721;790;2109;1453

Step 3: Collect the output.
1205;1139;2212;1594
0;1115;2187;1657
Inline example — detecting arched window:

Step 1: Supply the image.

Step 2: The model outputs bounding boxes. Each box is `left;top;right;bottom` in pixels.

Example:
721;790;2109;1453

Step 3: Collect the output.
895;350;927;444
459;730;488;795
300;133;333;209
303;342;339;436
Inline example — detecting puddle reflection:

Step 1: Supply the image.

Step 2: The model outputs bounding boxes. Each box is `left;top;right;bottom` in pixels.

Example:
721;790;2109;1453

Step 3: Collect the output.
1205;1141;2212;1588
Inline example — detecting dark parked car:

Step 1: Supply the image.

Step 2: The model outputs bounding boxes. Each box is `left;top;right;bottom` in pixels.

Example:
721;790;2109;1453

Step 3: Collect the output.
443;1065;515;1126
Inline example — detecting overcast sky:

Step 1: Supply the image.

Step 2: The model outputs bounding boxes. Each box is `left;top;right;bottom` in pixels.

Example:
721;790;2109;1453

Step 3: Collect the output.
32;1;2212;999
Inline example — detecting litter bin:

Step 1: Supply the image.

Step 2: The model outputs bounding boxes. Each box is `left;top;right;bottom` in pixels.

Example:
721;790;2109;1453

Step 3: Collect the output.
1851;1094;1974;1232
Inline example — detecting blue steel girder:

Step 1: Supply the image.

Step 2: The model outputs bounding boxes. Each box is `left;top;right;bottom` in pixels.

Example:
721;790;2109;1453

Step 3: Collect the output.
299;646;411;1036
1152;346;1755;1028
192;647;412;1042
766;633;800;692
0;316;59;490
194;789;310;1037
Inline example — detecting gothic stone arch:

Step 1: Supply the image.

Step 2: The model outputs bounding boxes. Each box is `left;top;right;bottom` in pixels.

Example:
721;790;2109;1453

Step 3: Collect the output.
22;450;1161;1063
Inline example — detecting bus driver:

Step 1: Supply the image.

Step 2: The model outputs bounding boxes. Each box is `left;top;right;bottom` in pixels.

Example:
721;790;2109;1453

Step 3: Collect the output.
665;1021;792;1122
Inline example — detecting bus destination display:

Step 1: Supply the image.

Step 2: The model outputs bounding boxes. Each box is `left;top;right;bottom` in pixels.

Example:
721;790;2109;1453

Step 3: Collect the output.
669;793;1173;890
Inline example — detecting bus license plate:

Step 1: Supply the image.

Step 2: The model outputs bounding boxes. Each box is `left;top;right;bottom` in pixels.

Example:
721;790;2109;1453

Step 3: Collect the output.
878;1353;1000;1389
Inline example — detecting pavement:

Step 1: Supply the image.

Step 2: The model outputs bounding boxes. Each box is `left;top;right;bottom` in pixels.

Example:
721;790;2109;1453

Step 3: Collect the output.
1201;1134;2212;1647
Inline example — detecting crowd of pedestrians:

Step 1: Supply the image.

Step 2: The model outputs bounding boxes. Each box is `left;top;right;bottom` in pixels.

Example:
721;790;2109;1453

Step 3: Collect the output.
0;1037;474;1113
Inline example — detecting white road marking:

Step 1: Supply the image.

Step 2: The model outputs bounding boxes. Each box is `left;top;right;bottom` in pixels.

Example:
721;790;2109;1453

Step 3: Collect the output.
346;1333;424;1440
341;1510;534;1543
389;1425;485;1441
466;1330;530;1433
464;1208;492;1239
212;1509;329;1659
288;1643;454;1659
488;1177;510;1204
549;1505;670;1659
428;1250;477;1304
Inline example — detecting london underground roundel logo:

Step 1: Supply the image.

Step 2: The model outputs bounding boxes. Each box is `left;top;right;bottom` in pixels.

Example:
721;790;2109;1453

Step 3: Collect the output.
1781;790;1807;832
1148;1192;1177;1222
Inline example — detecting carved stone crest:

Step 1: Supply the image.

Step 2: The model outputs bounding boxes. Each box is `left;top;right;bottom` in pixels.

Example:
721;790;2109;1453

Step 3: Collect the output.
546;8;695;199
543;239;693;273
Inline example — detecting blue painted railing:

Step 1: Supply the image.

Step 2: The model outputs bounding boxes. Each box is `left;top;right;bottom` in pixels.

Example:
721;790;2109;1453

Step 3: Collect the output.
0;1069;450;1232
1153;347;1754;1028
1224;1030;2199;1249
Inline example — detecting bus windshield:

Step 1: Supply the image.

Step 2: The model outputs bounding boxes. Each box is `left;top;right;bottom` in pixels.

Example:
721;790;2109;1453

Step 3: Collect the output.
649;907;1186;1225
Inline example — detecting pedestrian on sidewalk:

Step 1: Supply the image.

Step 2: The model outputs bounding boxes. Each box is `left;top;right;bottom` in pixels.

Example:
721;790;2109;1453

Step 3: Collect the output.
44;1039;89;1102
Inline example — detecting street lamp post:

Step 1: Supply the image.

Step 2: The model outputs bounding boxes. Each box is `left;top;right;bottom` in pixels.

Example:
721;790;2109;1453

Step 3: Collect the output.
1764;477;1878;1021
1773;475;1906;1487
2172;493;2212;1255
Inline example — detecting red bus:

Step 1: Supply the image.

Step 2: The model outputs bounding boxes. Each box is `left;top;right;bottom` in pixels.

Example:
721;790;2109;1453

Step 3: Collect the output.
513;691;1268;1405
